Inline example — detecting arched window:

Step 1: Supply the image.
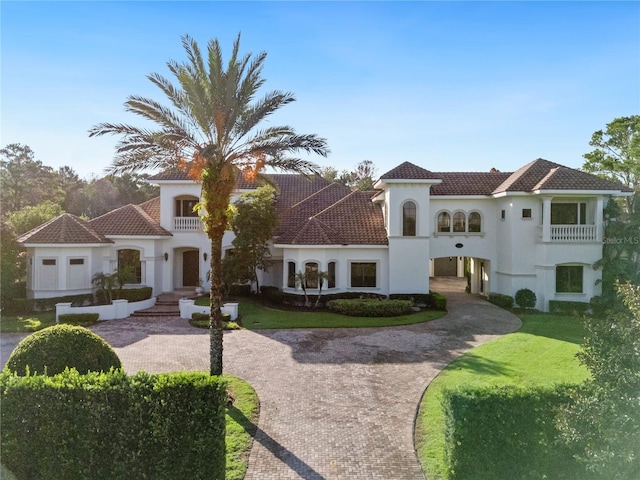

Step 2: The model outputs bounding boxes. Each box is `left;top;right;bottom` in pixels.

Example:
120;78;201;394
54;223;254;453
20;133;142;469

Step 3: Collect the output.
468;212;481;232
118;249;141;284
305;262;319;289
402;201;416;236
328;261;336;289
287;261;296;288
453;212;466;232
437;212;451;232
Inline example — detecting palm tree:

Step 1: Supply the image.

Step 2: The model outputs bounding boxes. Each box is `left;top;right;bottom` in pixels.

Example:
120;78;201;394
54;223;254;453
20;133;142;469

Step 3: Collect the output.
89;34;329;375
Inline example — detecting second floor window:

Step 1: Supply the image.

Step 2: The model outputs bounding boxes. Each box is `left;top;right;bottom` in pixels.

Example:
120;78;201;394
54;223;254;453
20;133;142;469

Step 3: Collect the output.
175;197;199;217
437;212;450;232
403;201;416;236
453;212;466;232
551;203;586;225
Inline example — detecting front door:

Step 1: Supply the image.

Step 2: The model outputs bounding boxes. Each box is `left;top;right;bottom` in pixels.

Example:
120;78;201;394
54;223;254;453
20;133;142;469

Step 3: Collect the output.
183;250;200;287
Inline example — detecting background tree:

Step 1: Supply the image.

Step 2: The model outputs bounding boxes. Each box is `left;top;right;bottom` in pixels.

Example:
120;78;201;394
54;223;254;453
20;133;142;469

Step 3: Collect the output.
0;223;25;308
0;143;62;215
224;185;278;293
582;115;639;214
89;34;328;375
7;200;64;235
319;160;378;191
557;282;640;478
55;165;85;212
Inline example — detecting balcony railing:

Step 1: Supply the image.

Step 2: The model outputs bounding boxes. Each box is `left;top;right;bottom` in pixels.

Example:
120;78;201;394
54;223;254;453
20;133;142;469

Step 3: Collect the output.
550;224;597;242
173;217;203;231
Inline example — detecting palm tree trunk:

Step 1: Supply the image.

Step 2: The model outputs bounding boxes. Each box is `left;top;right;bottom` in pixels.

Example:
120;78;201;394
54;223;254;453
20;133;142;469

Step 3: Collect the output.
203;171;234;376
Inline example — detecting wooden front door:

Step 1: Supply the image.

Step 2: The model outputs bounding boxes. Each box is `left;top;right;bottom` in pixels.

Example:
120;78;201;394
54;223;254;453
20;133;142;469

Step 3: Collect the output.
183;250;200;287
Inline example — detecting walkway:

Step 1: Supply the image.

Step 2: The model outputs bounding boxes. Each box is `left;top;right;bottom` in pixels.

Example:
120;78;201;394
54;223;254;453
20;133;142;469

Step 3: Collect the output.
0;279;520;479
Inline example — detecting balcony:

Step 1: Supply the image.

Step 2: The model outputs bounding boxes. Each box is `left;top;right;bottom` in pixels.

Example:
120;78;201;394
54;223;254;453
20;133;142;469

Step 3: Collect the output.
173;217;203;231
549;224;597;242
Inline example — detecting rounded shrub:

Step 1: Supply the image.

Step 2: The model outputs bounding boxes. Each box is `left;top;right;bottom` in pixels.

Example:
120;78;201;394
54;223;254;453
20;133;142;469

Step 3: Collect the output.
515;288;537;309
5;324;121;376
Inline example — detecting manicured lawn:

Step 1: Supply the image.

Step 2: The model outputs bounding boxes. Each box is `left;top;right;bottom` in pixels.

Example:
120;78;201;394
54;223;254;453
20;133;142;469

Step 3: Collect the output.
194;297;446;328
0;312;56;333
415;313;591;480
224;375;259;480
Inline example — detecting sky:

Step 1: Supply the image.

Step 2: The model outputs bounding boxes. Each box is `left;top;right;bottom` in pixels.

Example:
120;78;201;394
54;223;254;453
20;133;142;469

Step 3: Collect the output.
1;1;639;180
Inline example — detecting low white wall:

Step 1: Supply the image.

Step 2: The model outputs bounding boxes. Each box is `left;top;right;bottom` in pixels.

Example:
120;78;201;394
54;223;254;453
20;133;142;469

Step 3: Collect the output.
56;297;157;322
179;299;239;321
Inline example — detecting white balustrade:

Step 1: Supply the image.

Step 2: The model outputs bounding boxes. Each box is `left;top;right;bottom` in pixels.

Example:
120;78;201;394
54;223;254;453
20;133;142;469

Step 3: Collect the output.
173;217;203;231
550;224;597;242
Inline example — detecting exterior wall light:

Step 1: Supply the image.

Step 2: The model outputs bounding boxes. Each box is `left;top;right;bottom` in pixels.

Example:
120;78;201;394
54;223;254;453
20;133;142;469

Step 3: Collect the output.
203;252;208;262
164;252;169;262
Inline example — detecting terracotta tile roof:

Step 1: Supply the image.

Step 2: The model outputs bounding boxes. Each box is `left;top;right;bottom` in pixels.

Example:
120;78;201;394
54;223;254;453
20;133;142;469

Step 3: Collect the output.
277;189;387;245
139;196;161;222
148;168;193;181
379;161;440;180
431;172;512;195
532;166;635;191
89;204;172;237
18;214;112;245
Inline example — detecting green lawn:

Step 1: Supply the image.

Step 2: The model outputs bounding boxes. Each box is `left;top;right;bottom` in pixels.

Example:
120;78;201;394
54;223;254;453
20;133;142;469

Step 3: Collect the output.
224;375;259;480
0;312;56;333
194;297;446;329
415;313;591;480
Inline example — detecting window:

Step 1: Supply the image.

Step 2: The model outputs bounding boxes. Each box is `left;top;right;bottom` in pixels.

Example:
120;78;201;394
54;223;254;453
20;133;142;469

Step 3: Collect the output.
69;258;84;265
305;262;319;289
556;265;583;293
287;261;296;288
351;262;376;288
453;212;466;232
42;259;56;266
118;249;142;284
551;203;586;225
175;197;199;217
501;209;506;220
437;212;451;232
328;261;336;289
522;208;532;218
402;201;416;236
468;212;481;232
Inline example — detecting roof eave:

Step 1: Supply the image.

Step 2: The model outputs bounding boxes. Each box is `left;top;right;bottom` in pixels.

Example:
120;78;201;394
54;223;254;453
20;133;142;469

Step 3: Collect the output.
374;178;443;189
20;242;113;248
531;189;633;196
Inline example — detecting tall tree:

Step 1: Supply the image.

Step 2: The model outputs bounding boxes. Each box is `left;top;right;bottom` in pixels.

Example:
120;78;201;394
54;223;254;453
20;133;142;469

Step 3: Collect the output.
7;200;64;235
55;165;85;212
0;143;62;215
557;282;640;478
89;34;329;375
582;115;640;214
225;185;278;293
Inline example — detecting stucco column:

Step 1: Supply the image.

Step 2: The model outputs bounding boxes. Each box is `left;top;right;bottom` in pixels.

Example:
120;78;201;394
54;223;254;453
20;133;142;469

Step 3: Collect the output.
595;196;604;242
542;196;552;242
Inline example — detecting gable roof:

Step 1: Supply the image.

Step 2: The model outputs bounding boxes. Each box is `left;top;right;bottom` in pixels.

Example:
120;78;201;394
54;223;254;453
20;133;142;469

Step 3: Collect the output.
89;204;171;237
139;196;160;222
18;214;112;245
492;158;632;194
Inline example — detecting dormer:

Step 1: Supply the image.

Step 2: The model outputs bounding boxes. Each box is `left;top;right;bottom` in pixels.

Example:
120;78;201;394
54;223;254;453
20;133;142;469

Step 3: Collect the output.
374;162;442;237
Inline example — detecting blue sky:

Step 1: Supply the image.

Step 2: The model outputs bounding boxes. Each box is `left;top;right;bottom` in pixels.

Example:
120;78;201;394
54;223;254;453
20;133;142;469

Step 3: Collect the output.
2;1;638;179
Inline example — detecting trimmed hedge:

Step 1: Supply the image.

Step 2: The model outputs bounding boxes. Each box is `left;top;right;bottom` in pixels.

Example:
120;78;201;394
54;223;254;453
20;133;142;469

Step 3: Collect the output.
327;299;413;317
97;286;153;304
3;294;93;314
487;292;514;309
549;300;591;316
0;369;227;480
190;312;238;330
442;385;590;480
515;288;537;308
260;287;387;308
5;324;121;376
58;313;100;325
389;291;447;310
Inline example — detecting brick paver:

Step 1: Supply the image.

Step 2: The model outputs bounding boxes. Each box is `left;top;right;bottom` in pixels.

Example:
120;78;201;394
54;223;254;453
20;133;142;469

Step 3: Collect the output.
0;278;520;479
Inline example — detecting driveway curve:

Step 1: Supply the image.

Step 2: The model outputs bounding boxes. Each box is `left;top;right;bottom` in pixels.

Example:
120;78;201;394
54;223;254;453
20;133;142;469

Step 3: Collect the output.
0;279;520;479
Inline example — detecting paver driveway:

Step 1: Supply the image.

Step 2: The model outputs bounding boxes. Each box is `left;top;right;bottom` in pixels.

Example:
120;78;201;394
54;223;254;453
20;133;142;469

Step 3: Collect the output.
0;279;520;479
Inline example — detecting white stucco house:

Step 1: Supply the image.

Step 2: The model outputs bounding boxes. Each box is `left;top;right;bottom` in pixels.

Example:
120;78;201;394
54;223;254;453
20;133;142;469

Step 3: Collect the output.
18;158;632;311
